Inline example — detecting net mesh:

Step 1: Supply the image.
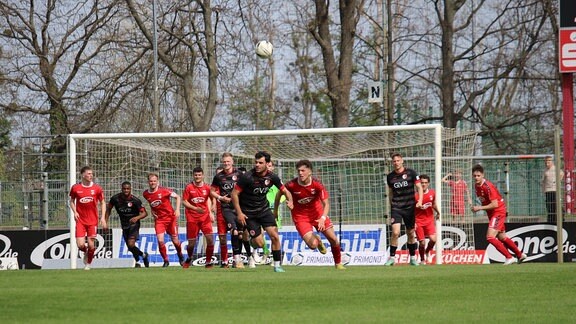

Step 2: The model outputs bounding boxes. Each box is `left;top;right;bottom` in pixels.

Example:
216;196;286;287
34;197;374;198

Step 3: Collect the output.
71;126;478;263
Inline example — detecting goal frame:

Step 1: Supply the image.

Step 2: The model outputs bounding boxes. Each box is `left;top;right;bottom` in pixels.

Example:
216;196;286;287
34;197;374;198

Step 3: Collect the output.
67;125;445;269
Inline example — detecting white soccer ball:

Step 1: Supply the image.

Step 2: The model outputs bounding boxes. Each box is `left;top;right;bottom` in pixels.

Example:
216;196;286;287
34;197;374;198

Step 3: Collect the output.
255;40;273;59
290;253;304;266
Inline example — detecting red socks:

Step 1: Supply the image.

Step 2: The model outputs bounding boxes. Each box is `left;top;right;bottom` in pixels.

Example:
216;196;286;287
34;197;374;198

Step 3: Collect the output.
220;241;228;263
502;237;523;258
487;237;512;258
206;244;214;264
331;245;342;265
87;247;95;264
159;242;168;261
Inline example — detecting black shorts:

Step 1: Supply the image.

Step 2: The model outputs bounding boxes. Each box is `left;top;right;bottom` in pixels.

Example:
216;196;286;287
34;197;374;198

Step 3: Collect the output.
222;207;244;232
122;222;141;242
245;209;277;238
390;207;415;229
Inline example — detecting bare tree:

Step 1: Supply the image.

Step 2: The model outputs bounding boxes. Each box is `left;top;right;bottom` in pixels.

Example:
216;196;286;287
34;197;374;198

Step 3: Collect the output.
125;0;219;132
309;0;366;128
0;0;147;170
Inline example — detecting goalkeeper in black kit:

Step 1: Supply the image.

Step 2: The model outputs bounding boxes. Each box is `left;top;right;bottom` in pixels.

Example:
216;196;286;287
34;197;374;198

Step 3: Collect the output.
104;181;150;267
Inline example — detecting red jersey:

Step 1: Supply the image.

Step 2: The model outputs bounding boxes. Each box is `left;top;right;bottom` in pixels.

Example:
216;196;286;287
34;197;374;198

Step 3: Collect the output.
69;182;104;226
285;177;328;219
143;187;177;220
447;180;468;215
474;179;506;218
183;182;211;222
415;188;435;223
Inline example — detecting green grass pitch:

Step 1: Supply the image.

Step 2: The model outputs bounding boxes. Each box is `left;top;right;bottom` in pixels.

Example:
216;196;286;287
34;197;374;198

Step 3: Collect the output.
1;263;574;323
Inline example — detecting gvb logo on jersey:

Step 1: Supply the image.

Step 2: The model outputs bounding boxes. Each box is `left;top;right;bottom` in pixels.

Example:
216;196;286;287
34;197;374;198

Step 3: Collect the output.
393;181;409;188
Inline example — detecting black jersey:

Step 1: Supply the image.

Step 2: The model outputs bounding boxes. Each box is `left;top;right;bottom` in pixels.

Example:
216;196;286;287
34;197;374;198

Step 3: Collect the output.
108;193;145;228
211;168;242;209
386;168;420;209
235;169;284;215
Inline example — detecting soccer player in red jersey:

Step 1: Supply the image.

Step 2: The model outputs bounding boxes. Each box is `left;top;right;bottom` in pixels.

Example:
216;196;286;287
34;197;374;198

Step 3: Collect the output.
69;166;106;270
278;159;345;269
143;173;185;267
442;170;472;220
182;167;215;268
471;164;527;265
414;174;440;265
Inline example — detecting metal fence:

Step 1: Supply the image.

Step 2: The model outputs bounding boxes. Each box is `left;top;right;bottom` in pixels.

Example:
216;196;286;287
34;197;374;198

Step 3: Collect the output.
0;155;571;230
473;156;549;222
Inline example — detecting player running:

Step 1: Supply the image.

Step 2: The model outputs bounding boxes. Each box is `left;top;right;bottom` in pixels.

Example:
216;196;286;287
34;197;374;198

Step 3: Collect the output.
182;167;215;268
277;159;345;269
471;164;527;265
231;151;293;273
143;173;185;267
69;166;106;270
104;181;149;267
414;174;439;265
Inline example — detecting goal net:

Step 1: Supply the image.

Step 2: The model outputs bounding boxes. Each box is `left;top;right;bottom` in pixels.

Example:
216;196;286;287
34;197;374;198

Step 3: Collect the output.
68;125;477;267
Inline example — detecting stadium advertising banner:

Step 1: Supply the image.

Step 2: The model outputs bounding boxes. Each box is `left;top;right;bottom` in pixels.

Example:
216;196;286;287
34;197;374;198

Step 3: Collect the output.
110;225;388;267
0;229;114;269
474;223;576;263
2;223;575;269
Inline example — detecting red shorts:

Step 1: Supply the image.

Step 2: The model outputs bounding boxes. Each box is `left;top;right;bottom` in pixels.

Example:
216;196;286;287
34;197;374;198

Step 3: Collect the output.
186;217;213;240
415;219;436;241
155;217;179;237
293;214;334;238
488;213;506;232
216;211;227;235
75;221;97;238
450;202;465;216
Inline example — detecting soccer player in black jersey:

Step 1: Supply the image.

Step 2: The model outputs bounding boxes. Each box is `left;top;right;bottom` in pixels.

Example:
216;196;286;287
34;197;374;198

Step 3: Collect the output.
385;153;423;266
231;151;293;272
210;153;246;268
104;181;149;267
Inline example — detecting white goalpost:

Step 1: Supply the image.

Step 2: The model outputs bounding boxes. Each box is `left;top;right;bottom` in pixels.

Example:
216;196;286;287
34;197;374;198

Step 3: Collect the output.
67;125;476;268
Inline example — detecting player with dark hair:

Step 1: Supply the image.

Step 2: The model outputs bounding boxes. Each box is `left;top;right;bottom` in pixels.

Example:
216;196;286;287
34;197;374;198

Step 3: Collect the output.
277;159;345;269
210;153;246;268
212;166;230;268
143;172;185;267
231;151;294;272
104;181;149;267
385;153;423;266
472;164;527;265
69;166;106;270
414;174;439;265
182;167;215;268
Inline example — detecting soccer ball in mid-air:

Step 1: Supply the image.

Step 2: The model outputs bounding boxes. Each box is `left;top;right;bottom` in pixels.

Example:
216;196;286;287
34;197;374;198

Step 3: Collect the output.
255;40;273;59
